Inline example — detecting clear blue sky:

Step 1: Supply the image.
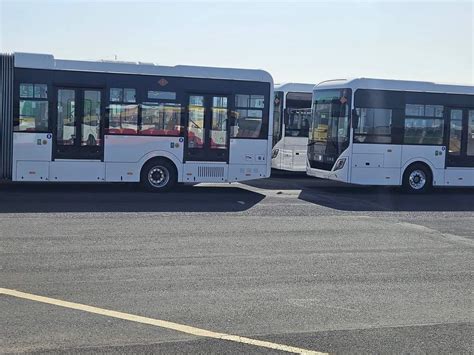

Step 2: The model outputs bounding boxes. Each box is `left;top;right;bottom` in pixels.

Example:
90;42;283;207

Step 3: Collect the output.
1;0;472;84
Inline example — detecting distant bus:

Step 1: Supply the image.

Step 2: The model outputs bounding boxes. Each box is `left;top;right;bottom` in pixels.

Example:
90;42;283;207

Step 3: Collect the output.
271;83;314;172
307;78;474;193
0;53;274;191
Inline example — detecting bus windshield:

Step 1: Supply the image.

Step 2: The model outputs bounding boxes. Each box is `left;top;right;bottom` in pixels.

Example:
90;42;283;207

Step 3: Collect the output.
310;89;350;145
308;89;351;169
285;108;311;137
285;92;312;138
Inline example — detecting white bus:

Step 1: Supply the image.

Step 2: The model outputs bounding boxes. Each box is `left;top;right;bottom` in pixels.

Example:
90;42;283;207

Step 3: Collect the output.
307;78;474;193
0;53;274;191
271;83;314;172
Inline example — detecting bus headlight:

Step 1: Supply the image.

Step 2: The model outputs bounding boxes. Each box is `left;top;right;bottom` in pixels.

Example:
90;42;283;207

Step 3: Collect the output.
333;158;346;171
272;149;279;159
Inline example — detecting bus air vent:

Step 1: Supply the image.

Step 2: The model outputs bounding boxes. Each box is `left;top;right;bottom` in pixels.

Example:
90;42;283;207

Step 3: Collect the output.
197;166;225;178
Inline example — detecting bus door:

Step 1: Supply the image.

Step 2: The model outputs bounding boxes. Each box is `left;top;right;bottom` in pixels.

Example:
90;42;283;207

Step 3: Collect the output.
185;94;229;162
446;107;474;167
54;88;104;160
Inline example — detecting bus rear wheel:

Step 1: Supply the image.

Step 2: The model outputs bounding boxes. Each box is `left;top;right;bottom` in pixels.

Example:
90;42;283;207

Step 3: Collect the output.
402;163;432;194
141;159;177;192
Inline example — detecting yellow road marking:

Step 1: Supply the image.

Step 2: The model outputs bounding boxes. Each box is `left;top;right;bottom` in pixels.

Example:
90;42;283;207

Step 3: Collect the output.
0;288;326;355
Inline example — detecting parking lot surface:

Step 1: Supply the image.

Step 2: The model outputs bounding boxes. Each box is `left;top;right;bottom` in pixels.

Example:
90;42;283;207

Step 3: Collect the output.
1;173;473;354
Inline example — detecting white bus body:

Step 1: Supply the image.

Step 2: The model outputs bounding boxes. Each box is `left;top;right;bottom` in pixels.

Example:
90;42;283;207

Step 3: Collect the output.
307;78;473;192
271;83;314;172
0;53;274;191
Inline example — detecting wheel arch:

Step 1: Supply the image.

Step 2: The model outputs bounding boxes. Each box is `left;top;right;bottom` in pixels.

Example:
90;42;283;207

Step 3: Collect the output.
138;151;182;182
401;158;434;184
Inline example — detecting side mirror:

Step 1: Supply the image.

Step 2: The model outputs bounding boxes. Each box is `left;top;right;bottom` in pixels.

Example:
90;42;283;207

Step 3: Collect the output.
352;109;359;129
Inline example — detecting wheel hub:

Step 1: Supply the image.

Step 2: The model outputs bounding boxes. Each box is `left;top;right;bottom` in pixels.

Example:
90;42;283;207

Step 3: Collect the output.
148;166;170;188
409;170;426;190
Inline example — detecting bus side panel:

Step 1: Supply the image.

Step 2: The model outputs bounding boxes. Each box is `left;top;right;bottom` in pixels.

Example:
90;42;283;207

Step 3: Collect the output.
401;145;446;186
229;139;269;181
104;135;184;182
12;133;52;181
0;54;14;181
351;143;402;185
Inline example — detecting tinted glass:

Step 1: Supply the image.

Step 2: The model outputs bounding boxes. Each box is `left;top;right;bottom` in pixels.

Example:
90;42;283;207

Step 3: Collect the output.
141;103;181;136
148;91;176;100
468;110;474;156
20;84;34;98
57;89;76;145
285;108;311;138
110;88;123;102
16;100;49;132
82;90;101;146
232;109;263;138
404;118;444;145
354;108;392;143
107;104;139;134
231;94;265;138
448;109;463;155
211;96;228;149
188;96;205;148
124;88;136;103
34;84;48;99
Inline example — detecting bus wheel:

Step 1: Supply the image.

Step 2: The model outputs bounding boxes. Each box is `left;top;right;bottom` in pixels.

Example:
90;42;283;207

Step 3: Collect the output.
141;159;177;192
402;163;432;194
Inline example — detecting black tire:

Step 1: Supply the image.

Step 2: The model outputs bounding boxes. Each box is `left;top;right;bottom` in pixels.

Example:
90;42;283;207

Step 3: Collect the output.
402;163;432;194
140;159;177;192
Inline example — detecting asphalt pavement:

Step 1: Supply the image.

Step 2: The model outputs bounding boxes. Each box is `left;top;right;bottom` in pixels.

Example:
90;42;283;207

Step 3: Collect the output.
1;173;473;354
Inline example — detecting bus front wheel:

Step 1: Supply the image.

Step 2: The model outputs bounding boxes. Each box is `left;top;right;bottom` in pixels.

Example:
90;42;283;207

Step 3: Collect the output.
141;159;177;192
402;163;432;194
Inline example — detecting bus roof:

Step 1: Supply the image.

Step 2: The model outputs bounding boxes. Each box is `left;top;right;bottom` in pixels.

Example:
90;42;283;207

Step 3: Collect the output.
12;52;273;84
315;78;474;95
274;83;315;93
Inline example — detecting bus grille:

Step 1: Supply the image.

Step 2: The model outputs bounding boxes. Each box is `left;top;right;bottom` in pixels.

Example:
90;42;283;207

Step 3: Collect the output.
197;166;225;178
0;53;14;180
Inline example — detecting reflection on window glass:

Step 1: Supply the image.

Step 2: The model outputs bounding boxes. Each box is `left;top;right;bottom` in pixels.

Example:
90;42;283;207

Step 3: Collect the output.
82;91;101;146
16;101;49;132
250;95;264;108
20;84;34;98
273;93;283;146
107;104;138;134
16;83;49;132
285;108;311;138
404;118;444;145
148;91;176;100
468;110;474;156
213;96;227;108
211;96;228;149
448;109;463;155
57;89;76;145
110;88;123;102
235;94;264;108
354;108;392;143
425;105;444;118
190;95;204;106
188;96;205;148
34;84;48;99
141;103;181;136
235;94;249;107
232;94;265;138
232;109;263;138
124;88;136;103
405;104;425;116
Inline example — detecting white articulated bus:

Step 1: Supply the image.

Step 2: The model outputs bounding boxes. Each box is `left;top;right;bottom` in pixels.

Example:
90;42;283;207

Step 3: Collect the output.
0;53;274;191
271;83;314;172
307;78;474;193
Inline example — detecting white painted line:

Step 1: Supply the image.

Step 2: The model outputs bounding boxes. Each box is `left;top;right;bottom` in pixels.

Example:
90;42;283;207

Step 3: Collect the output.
0;288;326;355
